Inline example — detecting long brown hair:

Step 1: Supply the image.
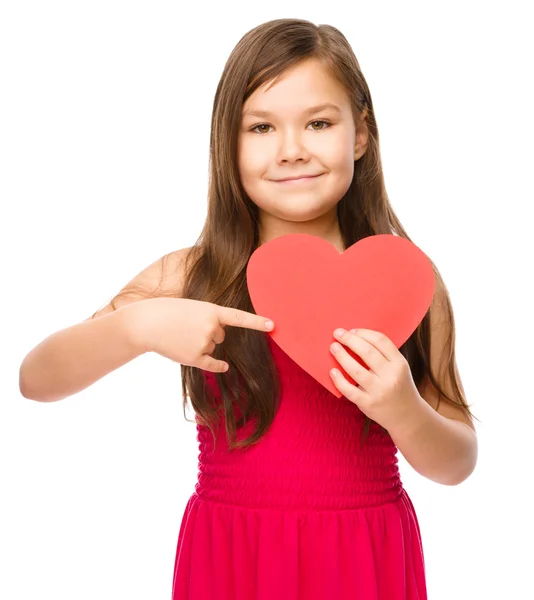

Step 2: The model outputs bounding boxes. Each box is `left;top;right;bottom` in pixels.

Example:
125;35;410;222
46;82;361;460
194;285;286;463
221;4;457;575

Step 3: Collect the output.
109;18;478;450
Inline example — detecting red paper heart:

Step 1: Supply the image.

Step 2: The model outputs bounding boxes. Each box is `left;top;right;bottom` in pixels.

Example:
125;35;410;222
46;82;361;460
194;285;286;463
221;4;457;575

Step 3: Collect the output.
246;234;435;397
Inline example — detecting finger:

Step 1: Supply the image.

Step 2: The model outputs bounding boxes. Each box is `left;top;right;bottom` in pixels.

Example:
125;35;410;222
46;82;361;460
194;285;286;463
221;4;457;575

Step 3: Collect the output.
330;342;375;390
334;329;388;373
349;329;399;362
330;368;365;405
212;327;226;344
202;340;216;355
218;306;274;332
198;355;229;373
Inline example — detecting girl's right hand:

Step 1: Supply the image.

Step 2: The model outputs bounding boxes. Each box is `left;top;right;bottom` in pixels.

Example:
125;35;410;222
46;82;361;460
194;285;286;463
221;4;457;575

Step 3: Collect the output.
127;297;274;373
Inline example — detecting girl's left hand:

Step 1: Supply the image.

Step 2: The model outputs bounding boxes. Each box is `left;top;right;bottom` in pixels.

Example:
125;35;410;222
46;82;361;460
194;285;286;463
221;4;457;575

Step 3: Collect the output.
329;328;422;432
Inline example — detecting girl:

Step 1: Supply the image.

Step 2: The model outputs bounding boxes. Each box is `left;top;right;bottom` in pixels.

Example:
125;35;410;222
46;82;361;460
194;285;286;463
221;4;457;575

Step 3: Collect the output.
19;18;478;600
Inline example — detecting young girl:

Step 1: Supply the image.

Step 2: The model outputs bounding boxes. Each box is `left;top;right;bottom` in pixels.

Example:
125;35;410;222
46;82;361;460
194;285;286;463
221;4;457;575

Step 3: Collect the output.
20;18;478;600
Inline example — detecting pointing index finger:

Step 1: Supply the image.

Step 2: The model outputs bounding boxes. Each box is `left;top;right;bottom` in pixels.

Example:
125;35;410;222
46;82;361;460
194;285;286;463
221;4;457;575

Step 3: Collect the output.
217;306;274;332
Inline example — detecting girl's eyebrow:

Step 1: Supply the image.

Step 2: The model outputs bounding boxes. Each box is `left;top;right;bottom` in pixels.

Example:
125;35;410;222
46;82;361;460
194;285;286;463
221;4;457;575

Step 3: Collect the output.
242;102;342;119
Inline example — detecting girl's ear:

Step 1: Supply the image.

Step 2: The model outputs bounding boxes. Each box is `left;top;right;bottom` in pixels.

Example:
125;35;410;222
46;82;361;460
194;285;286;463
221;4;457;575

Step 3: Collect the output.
354;132;368;160
354;108;369;160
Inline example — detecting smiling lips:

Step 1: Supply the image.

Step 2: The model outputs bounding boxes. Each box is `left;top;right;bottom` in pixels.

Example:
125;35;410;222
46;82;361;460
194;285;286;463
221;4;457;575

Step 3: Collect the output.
274;174;323;183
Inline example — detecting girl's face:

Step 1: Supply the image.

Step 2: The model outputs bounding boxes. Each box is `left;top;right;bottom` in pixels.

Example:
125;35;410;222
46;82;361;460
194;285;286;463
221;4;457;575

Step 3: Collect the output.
238;57;368;246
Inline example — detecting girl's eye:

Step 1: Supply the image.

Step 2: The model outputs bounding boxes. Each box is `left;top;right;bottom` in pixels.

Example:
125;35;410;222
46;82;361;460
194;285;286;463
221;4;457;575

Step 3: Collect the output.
250;120;331;134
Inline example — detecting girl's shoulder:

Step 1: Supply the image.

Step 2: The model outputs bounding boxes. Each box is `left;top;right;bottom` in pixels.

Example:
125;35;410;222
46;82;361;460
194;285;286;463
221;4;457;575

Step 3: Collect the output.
84;246;196;321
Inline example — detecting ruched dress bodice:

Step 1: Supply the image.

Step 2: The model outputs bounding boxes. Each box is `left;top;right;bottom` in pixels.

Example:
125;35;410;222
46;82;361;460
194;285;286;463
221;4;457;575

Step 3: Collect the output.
172;334;427;599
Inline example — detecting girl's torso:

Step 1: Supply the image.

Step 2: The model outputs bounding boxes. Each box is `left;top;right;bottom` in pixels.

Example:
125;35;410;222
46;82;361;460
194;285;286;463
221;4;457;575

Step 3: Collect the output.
195;333;404;511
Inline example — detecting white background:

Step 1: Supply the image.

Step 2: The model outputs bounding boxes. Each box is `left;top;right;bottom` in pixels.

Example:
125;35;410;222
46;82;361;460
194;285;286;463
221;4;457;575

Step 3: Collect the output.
2;1;533;598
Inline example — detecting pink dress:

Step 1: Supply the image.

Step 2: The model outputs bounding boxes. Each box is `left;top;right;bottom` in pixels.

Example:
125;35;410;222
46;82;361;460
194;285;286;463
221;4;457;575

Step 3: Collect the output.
172;334;427;599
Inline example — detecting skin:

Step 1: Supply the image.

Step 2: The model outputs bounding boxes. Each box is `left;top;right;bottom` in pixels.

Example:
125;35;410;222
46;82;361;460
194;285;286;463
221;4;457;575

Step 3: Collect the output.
238;57;369;254
236;60;478;485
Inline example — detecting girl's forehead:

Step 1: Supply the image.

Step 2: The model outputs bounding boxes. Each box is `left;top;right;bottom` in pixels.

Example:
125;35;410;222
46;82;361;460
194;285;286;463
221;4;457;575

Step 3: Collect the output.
242;63;350;116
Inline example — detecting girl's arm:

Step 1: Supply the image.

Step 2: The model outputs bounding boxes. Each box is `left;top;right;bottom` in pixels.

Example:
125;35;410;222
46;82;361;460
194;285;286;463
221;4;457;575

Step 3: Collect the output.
19;303;146;402
19;248;190;402
388;278;478;486
388;393;478;486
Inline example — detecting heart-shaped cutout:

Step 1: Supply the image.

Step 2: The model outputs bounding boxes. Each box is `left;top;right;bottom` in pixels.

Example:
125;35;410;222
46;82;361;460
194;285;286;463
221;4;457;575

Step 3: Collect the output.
246;233;435;397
